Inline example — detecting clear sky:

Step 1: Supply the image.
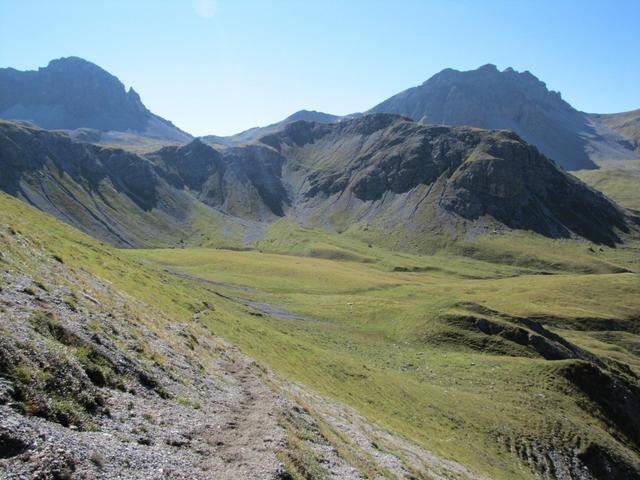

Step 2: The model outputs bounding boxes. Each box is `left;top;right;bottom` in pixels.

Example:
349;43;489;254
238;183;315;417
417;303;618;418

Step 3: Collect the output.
1;0;639;136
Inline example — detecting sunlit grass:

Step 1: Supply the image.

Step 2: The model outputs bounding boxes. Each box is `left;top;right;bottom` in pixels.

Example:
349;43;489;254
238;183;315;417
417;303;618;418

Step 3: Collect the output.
3;190;640;479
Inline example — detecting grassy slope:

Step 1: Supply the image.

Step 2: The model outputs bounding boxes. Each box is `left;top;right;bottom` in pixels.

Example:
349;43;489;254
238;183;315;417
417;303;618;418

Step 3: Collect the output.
591;110;640;154
19;165;253;249
3;190;640;478
574;160;640;211
132;227;640;479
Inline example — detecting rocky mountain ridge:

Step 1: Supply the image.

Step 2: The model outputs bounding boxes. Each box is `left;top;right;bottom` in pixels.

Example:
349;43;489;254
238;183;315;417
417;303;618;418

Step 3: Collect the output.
261;114;632;245
1;114;635;250
3;58;638;172
202;65;639;172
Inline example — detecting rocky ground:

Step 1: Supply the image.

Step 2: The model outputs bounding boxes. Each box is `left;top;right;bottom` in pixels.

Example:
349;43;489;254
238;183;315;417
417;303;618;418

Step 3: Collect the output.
0;265;288;479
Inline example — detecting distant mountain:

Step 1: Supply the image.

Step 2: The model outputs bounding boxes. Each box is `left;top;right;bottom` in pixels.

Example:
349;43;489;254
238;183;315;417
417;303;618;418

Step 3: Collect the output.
283;110;340;124
1;115;634;249
0;57;192;143
590;109;640;154
201;109;340;146
370;64;639;170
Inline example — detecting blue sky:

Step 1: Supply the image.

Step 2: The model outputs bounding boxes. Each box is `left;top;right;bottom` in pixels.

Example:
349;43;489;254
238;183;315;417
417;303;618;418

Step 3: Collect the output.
1;0;639;136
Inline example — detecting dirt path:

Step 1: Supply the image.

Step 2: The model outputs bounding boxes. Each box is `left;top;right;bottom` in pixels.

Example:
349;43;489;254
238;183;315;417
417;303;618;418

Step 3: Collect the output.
0;264;359;479
198;349;287;478
219;294;310;321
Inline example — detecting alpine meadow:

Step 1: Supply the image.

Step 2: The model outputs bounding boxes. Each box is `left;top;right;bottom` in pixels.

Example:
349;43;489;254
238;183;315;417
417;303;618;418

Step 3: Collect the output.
1;2;639;479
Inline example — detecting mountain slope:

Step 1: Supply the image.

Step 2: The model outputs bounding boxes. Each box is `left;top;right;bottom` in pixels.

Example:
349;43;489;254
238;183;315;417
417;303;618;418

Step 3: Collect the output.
370;65;639;170
575;160;640;212
0;120;194;246
0;119;290;247
0;120;245;247
590;109;640;154
260;114;633;246
0;57;191;143
1;115;636;251
3;189;640;479
2;191;441;480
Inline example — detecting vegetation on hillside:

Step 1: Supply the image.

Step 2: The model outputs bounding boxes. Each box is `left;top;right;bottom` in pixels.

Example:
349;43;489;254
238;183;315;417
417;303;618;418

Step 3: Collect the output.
132;222;640;479
575;160;640;211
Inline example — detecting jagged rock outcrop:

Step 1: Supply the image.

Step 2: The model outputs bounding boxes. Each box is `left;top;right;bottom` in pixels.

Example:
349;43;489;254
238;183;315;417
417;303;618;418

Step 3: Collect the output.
149;139;288;220
149;139;226;202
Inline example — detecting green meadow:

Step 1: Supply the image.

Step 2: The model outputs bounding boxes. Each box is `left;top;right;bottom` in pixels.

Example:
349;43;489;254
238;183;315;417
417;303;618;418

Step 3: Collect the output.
2;191;639;479
130;230;640;478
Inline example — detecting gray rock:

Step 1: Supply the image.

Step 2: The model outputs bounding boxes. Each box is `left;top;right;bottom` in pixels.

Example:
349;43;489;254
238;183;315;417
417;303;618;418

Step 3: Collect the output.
0;57;191;142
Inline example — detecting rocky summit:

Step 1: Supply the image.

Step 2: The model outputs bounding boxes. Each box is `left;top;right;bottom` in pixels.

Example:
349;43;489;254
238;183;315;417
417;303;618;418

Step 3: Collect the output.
0;57;191;143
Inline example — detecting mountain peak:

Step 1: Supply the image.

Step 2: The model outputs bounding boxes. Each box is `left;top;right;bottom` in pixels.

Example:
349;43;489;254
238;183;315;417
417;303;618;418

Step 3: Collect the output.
0;57;191;142
46;55;98;67
43;56;114;78
477;63;499;72
283;110;340;124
